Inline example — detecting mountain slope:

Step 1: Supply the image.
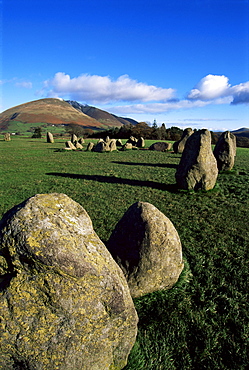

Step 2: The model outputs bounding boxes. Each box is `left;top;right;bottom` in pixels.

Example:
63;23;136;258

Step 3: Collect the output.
66;100;137;127
0;98;104;130
231;128;249;138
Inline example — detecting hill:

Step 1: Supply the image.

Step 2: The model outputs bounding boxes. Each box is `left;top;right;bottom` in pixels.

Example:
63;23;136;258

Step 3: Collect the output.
231;127;249;138
0;98;138;134
0;98;104;133
66;100;137;127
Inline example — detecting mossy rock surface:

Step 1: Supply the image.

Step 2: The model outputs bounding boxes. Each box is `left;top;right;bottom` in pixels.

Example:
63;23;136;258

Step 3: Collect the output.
0;193;138;370
175;129;218;191
213;130;236;171
107;201;184;298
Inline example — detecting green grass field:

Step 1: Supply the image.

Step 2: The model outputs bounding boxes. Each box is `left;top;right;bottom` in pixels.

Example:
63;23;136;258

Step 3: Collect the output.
1;136;248;369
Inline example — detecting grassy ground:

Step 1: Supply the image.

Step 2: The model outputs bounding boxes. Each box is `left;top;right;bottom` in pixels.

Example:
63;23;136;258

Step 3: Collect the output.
0;137;248;369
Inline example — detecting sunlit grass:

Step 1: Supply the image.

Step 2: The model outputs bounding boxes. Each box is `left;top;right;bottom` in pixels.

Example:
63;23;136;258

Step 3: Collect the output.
0;137;248;369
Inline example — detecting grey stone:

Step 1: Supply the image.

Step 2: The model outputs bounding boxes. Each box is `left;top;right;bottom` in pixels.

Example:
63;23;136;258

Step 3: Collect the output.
127;136;138;146
213;131;236;171
109;139;117;152
173;128;193;154
116;139;123;147
86;142;95;151
78;137;85;144
4;133;11;141
75;142;83;149
46;132;54;143
122;142;133;150
65;141;76;150
175;129;218;191
137;137;145;148
71;134;78;143
107;201;184;298
94;141;110;152
149;142;171;152
0;193;138;370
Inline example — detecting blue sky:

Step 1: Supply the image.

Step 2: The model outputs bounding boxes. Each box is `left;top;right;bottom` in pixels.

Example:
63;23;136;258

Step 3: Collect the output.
1;0;249;130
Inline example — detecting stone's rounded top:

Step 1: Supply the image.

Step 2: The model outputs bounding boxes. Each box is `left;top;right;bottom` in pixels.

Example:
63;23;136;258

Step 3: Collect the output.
108;201;184;298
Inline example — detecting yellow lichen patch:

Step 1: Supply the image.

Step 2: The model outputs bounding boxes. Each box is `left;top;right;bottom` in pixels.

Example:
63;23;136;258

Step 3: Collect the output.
0;256;8;274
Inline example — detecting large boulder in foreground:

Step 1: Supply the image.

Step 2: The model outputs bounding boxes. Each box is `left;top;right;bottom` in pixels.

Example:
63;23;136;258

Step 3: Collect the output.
173;128;193;154
175;129;218;191
107;202;184;298
0;193;138;370
213;131;236;171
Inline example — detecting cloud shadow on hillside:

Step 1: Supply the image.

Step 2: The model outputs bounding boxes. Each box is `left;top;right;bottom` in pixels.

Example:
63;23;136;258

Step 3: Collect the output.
46;172;178;192
112;161;178;169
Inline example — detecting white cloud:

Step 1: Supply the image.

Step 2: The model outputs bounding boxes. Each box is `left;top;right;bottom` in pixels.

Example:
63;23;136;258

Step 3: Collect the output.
187;74;249;106
108;99;209;115
41;72;175;103
187;74;231;100
230;81;249;104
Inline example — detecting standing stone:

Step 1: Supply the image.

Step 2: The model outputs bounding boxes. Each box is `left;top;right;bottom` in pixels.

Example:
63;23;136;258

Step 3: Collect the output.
65;140;76;150
213;131;236;171
4;133;11;141
94;141;110;152
107;201;184;298
0;193;138;370
109;139;117;152
46;132;54;143
75;142;83;149
71;133;78;143
137;137;145;148
173;128;193;154
78;137;85;144
86;142;95;151
127;136;138;146
175;129;218;191
116;139;123;147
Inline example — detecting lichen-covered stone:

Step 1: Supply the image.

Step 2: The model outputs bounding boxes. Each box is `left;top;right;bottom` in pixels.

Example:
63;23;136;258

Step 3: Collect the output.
94;141;110;152
0;193;138;370
65;140;76;150
149;142;172;152
75;142;83;149
213;131;236;171
137;137;145;148
71;133;78;143
107;202;184;298
78;137;85;144
173;128;193;154
46;132;54;143
175;129;218;191
4;133;11;141
86;142;94;151
109;139;117;152
122;143;133;150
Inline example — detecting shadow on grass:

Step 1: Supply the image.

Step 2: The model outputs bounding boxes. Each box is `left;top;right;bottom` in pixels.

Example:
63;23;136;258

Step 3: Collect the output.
112;161;178;169
46;172;178;192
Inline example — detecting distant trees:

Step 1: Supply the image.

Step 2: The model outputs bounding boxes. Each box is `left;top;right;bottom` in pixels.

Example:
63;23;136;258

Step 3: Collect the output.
32;127;42;138
65;124;94;138
88;122;184;141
